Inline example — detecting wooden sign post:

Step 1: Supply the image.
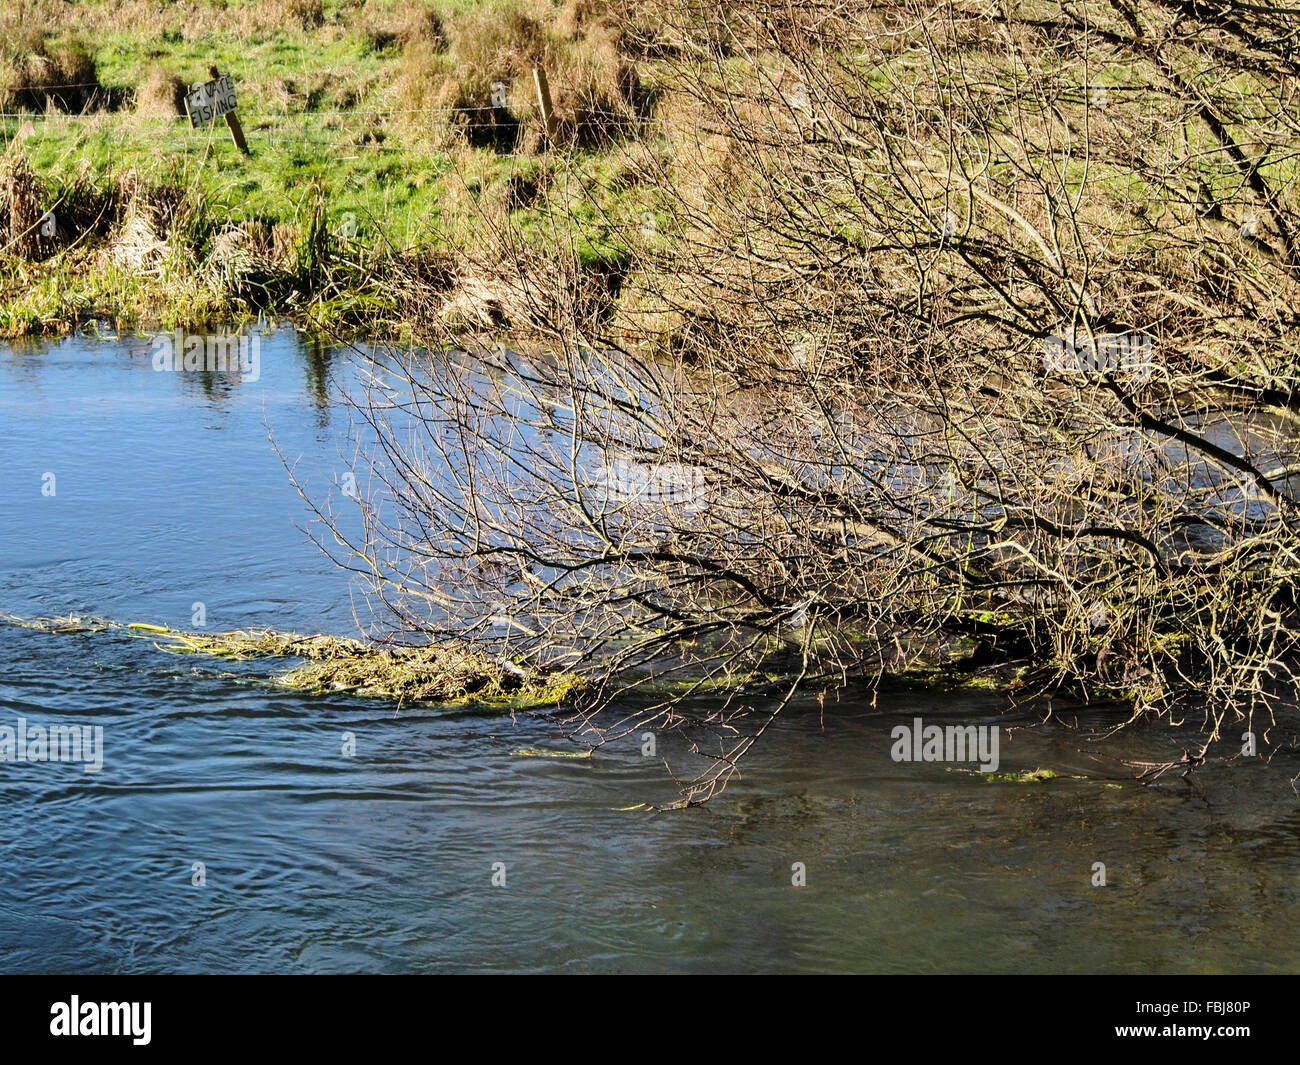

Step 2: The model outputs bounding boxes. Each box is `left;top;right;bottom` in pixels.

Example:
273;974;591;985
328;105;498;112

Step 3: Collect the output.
532;66;558;147
185;65;249;154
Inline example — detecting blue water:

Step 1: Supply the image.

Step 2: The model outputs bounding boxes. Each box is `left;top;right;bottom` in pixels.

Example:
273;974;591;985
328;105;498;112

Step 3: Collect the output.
2;325;1300;973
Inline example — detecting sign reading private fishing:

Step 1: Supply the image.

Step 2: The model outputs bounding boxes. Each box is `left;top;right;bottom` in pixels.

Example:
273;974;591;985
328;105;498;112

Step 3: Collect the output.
185;73;237;126
184;67;249;154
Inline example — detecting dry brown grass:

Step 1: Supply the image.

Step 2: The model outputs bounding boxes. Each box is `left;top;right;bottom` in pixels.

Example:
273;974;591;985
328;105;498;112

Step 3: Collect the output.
277;0;325;30
1;147;47;260
391;1;445;47
0;13;101;113
0;0;352;47
395;0;642;149
134;66;186;117
354;0;444;53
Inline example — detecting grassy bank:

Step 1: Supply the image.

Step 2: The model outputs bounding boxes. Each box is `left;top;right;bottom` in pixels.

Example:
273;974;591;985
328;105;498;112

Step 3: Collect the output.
0;0;659;338
9;0;1292;355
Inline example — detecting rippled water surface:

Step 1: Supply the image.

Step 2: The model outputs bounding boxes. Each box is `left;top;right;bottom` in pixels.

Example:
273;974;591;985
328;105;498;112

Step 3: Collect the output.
2;327;1299;973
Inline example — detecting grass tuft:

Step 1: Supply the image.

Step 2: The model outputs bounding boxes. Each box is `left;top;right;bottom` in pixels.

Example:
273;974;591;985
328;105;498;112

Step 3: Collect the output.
0;13;101;113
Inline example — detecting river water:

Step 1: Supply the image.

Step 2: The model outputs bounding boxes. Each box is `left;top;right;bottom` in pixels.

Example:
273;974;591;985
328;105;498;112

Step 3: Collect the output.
1;325;1298;973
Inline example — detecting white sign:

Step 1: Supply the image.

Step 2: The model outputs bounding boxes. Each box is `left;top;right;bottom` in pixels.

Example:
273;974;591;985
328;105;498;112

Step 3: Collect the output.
185;74;236;127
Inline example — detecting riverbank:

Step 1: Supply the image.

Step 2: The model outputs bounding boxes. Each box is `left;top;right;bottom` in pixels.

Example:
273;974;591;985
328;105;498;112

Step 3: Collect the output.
5;0;1297;361
0;0;660;342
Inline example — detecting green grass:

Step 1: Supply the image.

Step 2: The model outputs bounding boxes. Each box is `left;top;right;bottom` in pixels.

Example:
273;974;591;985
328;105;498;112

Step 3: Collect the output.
0;0;661;335
7;0;1293;343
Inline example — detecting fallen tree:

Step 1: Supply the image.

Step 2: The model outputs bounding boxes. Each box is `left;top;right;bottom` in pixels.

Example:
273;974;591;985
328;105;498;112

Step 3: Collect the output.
306;0;1300;801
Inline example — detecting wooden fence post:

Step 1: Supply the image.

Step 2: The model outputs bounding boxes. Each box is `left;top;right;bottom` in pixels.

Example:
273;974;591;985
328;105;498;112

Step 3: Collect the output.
532;66;558;147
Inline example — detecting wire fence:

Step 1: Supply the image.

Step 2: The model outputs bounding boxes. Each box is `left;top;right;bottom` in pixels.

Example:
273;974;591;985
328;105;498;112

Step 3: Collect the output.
0;99;700;161
0;75;1157;127
0;72;1196;174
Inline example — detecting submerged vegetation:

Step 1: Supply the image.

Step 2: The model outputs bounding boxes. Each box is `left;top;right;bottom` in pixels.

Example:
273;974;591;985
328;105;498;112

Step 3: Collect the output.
0;612;585;709
981;769;1060;785
275;642;586;706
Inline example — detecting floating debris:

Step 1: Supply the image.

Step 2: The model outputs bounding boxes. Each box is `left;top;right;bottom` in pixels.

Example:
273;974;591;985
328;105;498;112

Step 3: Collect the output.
511;746;593;759
155;628;366;662
982;768;1058;784
0;612;115;634
277;643;586;707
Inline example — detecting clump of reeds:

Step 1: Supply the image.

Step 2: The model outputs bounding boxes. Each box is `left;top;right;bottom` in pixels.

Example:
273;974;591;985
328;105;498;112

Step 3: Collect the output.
1;147;48;260
3;151;197;265
275;0;324;31
396;0;640;150
358;0;445;54
0;14;101;113
95;167;203;276
294;183;331;289
134;66;186;117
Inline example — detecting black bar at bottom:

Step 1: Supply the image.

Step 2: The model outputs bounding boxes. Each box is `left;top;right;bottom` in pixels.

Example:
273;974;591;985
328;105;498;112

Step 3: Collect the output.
0;974;1288;1052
